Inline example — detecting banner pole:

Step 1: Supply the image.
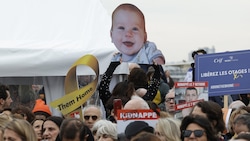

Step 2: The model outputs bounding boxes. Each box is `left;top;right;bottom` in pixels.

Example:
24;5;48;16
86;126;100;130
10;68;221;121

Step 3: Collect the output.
223;95;228;108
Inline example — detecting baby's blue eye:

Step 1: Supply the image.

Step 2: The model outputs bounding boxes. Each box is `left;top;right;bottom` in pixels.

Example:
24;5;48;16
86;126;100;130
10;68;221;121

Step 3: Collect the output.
132;27;139;31
118;26;125;30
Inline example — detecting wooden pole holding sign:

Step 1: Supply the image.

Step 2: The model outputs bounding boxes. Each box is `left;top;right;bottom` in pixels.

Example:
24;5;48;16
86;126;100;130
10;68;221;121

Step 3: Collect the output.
223;95;228;109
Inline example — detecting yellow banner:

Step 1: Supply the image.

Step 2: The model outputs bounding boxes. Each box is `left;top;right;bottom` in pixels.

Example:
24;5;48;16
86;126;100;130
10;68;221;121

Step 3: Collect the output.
50;54;99;115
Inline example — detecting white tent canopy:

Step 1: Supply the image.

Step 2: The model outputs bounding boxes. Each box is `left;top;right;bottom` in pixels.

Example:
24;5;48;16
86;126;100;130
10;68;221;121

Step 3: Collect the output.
0;0;128;115
0;0;118;77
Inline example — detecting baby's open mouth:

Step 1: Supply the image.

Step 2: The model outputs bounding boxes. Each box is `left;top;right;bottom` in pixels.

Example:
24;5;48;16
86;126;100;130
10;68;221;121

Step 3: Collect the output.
123;41;134;47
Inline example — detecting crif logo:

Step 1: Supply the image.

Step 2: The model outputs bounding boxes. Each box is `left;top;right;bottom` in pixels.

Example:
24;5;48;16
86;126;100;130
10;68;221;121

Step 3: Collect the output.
213;58;223;63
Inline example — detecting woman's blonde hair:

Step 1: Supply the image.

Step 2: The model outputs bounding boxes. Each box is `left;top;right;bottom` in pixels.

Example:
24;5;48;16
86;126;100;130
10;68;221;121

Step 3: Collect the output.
4;118;37;141
0;115;12;140
156;117;181;141
228;108;248;134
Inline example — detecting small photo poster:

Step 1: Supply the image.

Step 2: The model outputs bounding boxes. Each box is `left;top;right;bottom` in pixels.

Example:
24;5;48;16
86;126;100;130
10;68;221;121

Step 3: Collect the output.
116;109;159;134
174;82;209;118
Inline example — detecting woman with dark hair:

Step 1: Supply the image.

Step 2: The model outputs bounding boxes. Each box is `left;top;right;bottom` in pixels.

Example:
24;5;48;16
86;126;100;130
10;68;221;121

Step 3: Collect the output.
31;117;45;141
190;101;226;140
12;105;35;123
60;118;94;141
180;115;218;141
128;66;160;102
105;81;135;118
42;116;64;141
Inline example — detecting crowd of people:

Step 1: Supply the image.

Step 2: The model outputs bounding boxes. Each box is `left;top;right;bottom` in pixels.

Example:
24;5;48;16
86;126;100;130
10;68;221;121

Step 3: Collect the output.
0;79;250;141
0;2;250;141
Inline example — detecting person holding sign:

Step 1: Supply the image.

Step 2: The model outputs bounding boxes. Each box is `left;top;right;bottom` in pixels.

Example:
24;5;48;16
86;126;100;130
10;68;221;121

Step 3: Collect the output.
99;62;161;118
184;49;207;82
110;3;165;65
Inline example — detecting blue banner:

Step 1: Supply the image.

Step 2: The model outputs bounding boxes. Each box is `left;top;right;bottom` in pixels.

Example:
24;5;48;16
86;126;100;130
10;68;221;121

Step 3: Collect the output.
195;50;250;97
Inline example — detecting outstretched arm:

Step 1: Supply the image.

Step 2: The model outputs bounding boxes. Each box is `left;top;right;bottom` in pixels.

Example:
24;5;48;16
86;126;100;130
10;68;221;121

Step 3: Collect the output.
98;62;120;105
142;64;160;101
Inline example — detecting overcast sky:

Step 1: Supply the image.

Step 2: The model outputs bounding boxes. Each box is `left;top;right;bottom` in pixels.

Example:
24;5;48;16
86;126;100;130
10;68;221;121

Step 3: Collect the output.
100;0;250;62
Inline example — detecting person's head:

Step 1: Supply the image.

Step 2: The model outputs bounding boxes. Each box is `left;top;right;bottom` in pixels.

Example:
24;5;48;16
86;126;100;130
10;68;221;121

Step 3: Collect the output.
229;100;246;110
31;117;44;141
110;3;147;58
131;132;161;141
96;121;117;141
154;117;181;141
125;121;154;140
82;105;102;129
191;49;207;60
60;118;94;141
78;75;93;87
128;68;147;90
106;81;135;113
12;105;35;123
233;113;250;135
196;49;207;55
123;96;149;110
38;87;46;102
185;87;198;102
0;115;12;141
180;115;217;141
32;99;52;120
165;89;175;114
92;120;114;141
146;66;155;80
0;85;13;111
42;116;64;141
228;108;248;134
3;118;37;141
111;81;135;99
191;101;226;134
